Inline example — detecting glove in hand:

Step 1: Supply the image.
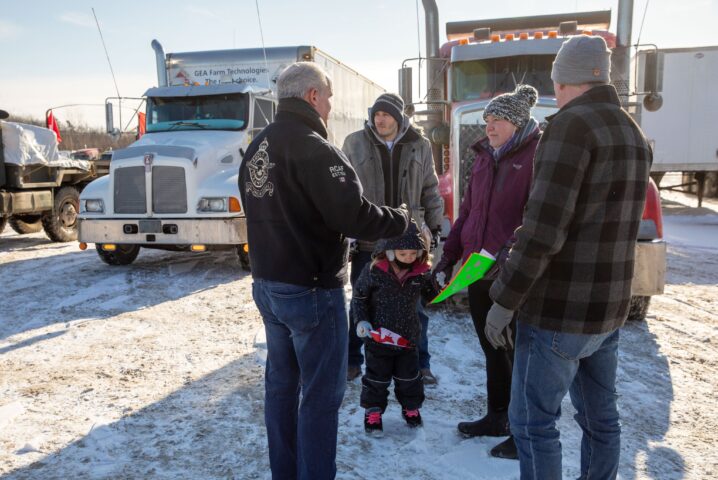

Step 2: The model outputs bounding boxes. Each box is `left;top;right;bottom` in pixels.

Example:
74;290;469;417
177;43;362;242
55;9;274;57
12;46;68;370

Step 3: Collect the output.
432;256;455;289
485;302;515;350
356;321;372;338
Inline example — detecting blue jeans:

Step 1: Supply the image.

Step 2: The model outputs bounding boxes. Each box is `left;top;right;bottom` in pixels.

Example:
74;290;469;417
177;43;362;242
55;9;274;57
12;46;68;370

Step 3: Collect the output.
348;251;431;369
510;321;621;480
252;279;348;480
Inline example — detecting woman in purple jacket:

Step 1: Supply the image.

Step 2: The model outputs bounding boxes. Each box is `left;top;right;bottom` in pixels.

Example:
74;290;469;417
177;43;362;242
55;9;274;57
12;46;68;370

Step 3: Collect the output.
433;84;540;459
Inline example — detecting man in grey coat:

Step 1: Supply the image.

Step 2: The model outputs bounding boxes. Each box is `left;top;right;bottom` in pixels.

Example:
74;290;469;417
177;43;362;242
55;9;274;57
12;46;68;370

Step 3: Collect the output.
342;93;443;383
485;36;653;479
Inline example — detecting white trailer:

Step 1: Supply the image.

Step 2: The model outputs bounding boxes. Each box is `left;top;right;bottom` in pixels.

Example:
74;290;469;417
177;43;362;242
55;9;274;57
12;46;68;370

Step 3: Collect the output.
636;46;718;201
78;42;384;267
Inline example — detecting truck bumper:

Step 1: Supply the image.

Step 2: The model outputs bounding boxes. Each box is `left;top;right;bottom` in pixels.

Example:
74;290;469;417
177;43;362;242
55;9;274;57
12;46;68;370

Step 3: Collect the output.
631;239;666;296
79;217;247;245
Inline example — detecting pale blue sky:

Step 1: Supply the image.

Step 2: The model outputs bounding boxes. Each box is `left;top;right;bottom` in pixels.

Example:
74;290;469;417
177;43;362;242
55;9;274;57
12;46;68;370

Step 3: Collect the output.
1;0;715;127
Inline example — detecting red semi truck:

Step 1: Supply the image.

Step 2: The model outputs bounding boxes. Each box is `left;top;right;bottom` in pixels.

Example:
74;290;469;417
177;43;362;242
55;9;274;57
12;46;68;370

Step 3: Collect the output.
400;3;665;320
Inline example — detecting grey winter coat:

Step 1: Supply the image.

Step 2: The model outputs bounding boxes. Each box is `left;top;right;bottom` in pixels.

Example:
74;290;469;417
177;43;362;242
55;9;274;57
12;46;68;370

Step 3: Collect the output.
342;117;443;252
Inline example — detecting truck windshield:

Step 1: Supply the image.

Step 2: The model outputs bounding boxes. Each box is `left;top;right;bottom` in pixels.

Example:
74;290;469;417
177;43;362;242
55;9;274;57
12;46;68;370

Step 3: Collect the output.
146;93;248;132
452;55;555;102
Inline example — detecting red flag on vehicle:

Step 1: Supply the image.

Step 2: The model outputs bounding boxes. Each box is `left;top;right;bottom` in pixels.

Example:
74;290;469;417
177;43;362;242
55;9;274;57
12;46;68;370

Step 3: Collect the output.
46;111;62;143
369;327;412;348
138;112;146;138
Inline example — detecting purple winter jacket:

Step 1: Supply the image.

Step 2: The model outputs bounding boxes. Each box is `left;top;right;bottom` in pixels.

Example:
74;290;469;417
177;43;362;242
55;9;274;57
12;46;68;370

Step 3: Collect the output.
442;130;540;265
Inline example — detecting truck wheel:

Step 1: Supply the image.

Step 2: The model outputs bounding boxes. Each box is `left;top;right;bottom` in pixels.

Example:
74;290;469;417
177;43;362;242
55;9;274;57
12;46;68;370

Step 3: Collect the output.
0;216;7;234
96;244;141;265
236;244;251;271
42;186;80;242
627;295;651;321
9;215;43;234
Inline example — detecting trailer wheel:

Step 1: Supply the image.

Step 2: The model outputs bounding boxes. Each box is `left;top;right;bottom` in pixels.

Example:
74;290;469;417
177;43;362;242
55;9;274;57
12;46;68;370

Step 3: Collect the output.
96;244;141;265
0;215;7;234
42;186;80;242
236;244;251;271
9;214;43;234
627;295;651;321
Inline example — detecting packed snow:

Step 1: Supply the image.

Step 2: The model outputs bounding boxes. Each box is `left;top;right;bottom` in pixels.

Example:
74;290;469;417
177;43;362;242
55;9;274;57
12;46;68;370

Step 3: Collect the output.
1;188;717;479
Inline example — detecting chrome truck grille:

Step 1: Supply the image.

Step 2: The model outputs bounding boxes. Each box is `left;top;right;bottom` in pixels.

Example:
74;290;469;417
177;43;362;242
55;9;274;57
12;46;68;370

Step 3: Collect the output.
113;165;187;214
114;166;146;213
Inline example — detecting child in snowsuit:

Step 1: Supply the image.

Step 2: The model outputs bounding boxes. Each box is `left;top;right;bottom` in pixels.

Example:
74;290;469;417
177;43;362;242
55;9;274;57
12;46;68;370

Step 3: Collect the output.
351;220;438;436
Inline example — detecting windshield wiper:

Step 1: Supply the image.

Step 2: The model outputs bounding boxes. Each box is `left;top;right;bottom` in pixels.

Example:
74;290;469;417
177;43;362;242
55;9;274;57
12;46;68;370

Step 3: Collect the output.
168;121;208;130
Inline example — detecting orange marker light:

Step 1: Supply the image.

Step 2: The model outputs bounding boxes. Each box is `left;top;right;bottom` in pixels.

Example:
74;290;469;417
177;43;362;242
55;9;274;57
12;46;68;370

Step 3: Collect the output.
229;196;242;212
534;32;544;39
491;34;501;42
548;30;558;38
519;32;529;40
79;242;88;250
505;33;515;41
102;244;117;252
191;245;207;252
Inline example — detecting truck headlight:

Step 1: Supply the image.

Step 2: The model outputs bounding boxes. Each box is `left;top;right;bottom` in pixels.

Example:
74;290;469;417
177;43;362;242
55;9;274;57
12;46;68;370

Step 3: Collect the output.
198;197;227;212
83;199;105;213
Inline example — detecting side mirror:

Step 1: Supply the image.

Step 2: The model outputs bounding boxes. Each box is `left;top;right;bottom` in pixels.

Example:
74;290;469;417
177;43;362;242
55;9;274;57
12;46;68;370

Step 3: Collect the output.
640;50;664;112
0;109;8;120
105;102;115;135
643;93;663;112
398;67;413;110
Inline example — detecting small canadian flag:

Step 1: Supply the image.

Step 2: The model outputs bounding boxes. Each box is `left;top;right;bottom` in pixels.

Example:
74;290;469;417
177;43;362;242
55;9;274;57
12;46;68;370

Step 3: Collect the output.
369;327;411;348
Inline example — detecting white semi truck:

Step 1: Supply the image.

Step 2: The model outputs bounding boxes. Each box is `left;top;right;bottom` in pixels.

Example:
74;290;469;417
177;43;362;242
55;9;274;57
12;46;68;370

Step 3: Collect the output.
78;42;384;267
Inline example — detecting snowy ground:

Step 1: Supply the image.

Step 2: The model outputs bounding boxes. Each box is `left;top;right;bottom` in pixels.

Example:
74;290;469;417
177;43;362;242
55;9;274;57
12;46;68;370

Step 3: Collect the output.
1;189;717;479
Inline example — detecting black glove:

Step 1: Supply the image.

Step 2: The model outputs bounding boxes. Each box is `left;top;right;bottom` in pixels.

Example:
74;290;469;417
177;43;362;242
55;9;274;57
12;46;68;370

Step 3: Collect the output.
348;239;359;262
432;256;456;289
430;228;441;251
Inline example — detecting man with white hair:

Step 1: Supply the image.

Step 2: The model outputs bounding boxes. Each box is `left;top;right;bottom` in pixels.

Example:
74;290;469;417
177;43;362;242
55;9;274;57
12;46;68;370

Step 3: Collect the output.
239;62;408;480
485;35;653;478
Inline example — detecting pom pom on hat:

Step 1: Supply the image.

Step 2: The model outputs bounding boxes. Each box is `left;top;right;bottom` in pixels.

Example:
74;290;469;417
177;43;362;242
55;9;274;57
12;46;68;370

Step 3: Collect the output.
483;84;539;128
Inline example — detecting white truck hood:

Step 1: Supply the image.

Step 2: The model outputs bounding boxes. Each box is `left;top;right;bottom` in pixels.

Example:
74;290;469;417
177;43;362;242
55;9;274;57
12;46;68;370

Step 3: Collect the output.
113;130;245;164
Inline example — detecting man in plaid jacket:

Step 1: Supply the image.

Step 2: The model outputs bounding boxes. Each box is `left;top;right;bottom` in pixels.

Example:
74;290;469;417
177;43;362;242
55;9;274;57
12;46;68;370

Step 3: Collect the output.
485;35;652;479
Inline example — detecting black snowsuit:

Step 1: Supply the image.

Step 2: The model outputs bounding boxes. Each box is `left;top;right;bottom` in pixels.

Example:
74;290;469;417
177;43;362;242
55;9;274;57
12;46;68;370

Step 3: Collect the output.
352;259;437;411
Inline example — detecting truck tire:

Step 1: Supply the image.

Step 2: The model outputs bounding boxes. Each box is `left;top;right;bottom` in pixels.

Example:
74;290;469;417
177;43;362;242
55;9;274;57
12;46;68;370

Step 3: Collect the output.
42;186;80;242
9;215;43;234
96;244;141;265
627;295;651;321
0;215;7;234
236;244;251;271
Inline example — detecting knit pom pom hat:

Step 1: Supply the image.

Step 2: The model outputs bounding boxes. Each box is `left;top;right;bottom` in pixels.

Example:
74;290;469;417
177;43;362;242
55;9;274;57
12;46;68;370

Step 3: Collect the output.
482;84;539;128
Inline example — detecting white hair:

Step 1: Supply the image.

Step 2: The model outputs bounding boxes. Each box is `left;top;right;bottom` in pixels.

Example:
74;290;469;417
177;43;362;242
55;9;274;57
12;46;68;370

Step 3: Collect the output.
277;62;332;100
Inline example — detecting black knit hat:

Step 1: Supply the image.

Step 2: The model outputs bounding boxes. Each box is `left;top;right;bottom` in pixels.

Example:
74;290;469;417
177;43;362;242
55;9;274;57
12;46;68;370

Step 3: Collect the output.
373;219;425;256
370;93;404;127
483;84;538;128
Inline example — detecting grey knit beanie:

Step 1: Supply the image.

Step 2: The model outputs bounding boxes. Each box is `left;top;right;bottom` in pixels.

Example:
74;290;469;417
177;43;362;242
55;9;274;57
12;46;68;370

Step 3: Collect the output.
483;84;538;127
551;35;611;85
370;93;404;127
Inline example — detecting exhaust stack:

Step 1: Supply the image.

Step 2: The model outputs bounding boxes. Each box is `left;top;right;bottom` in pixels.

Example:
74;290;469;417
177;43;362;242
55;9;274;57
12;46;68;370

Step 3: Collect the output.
151;39;168;87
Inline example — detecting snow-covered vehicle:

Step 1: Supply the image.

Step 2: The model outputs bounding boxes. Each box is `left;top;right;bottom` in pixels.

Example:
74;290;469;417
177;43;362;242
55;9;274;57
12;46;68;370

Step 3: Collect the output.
0;109;103;241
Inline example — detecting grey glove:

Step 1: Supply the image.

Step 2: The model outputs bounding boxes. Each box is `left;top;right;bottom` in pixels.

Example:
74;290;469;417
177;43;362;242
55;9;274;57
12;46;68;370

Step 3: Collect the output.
356;321;372;338
485;302;515;350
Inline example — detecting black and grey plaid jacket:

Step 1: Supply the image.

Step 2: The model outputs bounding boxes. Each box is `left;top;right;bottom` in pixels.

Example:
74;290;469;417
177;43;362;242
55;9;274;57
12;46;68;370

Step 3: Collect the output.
489;85;652;334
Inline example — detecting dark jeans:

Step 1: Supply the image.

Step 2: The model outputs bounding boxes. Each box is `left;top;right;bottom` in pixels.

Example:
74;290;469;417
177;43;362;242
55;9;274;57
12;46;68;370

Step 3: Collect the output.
468;279;516;412
360;343;425;411
510;322;621;480
348;251;431;369
252;279;348;480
